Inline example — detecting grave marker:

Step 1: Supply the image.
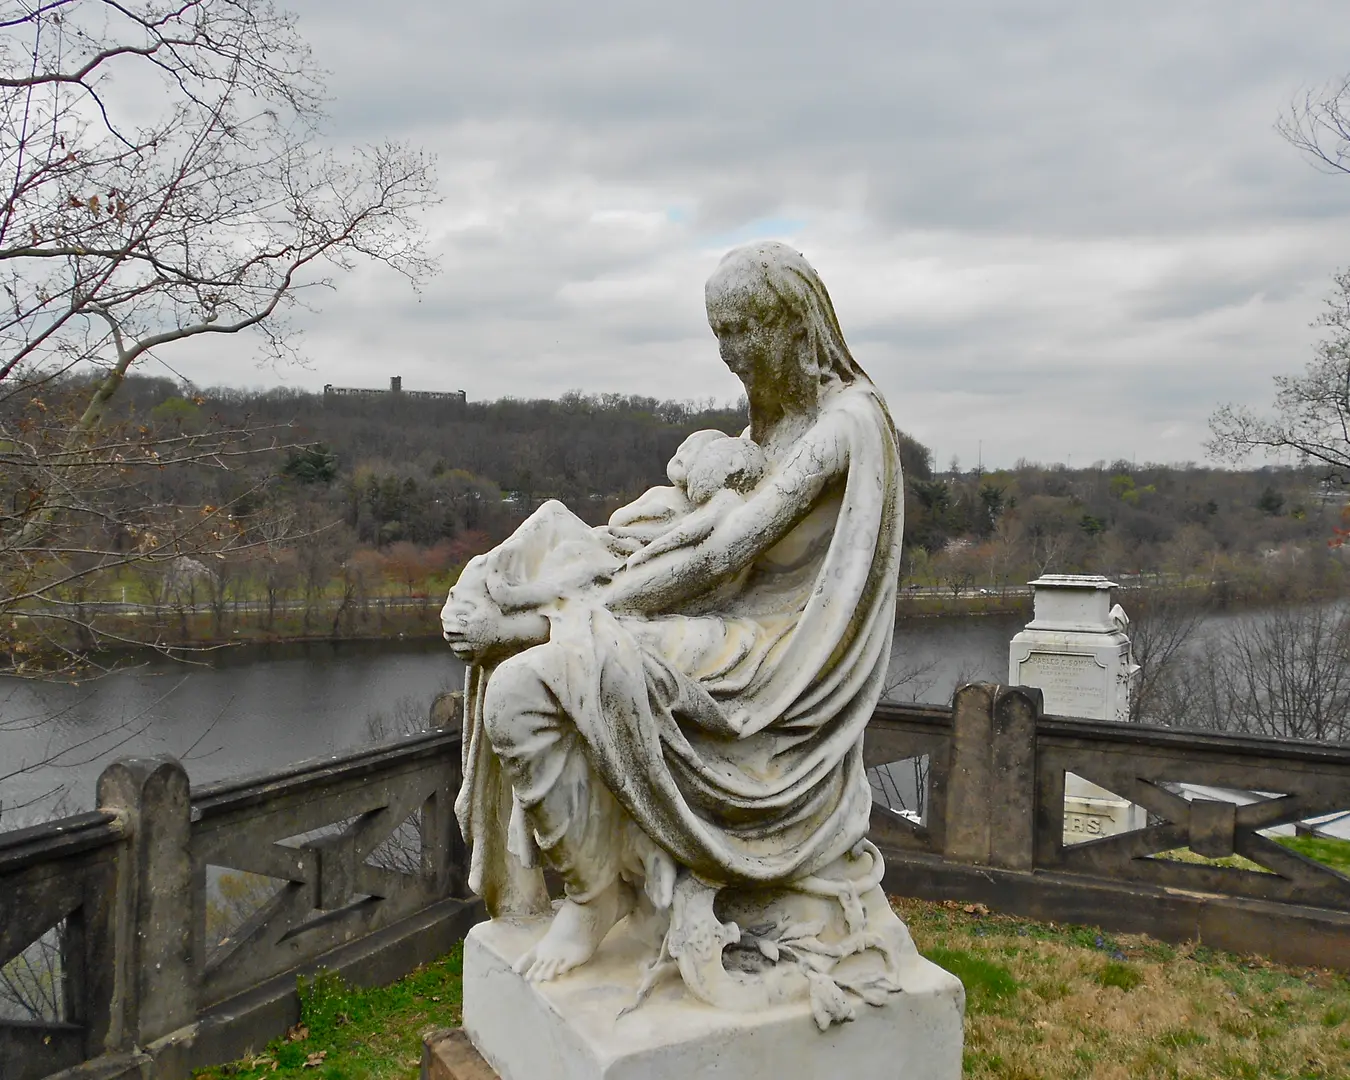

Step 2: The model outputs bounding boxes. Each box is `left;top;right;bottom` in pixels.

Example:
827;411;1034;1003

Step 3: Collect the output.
1010;574;1145;842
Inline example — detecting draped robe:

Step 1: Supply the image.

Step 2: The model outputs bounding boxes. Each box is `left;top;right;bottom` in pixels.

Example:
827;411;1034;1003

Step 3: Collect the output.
453;381;904;916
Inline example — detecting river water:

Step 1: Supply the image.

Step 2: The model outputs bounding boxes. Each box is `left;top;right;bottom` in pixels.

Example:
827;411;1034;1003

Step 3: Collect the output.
0;611;1140;824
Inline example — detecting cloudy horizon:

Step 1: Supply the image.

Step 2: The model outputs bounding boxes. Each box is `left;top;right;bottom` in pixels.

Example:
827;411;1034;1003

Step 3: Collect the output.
164;1;1350;470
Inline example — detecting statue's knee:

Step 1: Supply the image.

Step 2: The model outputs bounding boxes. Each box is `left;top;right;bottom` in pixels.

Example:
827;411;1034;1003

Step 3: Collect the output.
482;647;556;747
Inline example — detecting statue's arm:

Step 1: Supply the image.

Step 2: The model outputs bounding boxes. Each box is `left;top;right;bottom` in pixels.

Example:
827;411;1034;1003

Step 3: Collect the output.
602;420;849;615
626;491;736;565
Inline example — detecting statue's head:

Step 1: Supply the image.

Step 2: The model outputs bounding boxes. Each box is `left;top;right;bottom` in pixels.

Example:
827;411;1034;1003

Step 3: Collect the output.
704;242;868;411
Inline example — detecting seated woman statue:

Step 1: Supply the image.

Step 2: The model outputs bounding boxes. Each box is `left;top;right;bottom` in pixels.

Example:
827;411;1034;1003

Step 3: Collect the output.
441;241;916;1023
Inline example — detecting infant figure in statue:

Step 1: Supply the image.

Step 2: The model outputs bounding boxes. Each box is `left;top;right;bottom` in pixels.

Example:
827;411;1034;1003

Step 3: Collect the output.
606;430;767;557
445;430;767;625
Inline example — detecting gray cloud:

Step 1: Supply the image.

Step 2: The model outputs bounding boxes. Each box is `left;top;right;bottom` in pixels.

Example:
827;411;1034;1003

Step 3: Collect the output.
169;0;1350;466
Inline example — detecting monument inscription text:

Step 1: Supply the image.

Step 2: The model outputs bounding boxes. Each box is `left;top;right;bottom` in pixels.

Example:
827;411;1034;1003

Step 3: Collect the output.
1018;651;1105;717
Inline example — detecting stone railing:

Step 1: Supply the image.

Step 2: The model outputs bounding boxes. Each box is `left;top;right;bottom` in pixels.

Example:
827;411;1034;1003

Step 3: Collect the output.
5;687;1350;1080
1;699;476;1080
866;686;1350;970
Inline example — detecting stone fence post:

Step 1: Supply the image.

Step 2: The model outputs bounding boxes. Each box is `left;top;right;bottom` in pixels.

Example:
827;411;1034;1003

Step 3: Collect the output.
428;691;464;732
427;691;467;897
942;684;1041;871
96;756;196;1052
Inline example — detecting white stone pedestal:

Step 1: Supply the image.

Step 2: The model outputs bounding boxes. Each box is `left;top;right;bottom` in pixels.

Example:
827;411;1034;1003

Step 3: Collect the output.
463;917;964;1080
1063;788;1143;843
1010;574;1146;841
1009;574;1138;723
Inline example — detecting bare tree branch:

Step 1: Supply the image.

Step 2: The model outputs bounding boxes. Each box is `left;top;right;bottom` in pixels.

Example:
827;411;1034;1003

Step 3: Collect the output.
1208;267;1350;484
0;1;439;811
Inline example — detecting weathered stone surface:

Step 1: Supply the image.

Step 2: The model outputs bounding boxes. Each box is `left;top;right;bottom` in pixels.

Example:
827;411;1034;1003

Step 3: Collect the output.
423;1028;498;1080
428;691;464;732
1010;574;1139;723
943;684;1039;869
97;756;196;1048
440;242;929;1023
1010;575;1146;839
462;918;964;1080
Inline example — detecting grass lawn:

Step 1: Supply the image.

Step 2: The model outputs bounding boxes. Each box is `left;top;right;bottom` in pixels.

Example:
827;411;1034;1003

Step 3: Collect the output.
194;950;464;1080
196;898;1350;1080
1150;834;1350;878
1280;834;1350;877
895;897;1350;1079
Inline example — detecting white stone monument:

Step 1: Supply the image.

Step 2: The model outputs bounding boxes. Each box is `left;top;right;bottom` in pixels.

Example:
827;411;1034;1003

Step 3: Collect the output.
438;243;963;1079
1009;574;1144;843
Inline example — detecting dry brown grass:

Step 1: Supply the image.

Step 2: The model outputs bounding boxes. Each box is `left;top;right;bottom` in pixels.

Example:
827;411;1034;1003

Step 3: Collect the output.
893;896;1350;1080
196;897;1350;1080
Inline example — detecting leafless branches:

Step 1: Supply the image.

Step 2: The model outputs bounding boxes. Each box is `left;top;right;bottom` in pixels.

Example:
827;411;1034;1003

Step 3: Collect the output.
1208;79;1350;479
1278;76;1350;178
0;1;437;796
0;373;309;676
0;922;63;1022
1135;601;1350;744
1126;590;1205;724
0;1;436;398
0;0;437;656
1191;605;1350;743
1207;268;1350;481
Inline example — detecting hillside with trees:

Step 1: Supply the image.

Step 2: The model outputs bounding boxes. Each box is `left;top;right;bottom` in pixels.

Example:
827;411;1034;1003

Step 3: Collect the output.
66;378;1350;592
4;370;1345;662
902;458;1347;604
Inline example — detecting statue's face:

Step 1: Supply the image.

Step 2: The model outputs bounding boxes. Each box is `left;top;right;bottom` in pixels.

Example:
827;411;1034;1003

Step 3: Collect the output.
706;288;796;400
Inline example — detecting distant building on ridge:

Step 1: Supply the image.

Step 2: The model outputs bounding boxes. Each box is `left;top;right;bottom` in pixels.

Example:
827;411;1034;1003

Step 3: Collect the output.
322;376;467;403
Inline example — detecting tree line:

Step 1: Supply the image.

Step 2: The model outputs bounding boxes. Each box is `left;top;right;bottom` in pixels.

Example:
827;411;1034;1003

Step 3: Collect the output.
903;458;1348;605
58;374;1350;616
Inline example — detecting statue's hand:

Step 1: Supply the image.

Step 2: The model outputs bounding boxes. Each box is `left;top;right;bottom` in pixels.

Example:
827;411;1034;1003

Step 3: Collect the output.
625;516;714;569
603;531;645;557
441;596;549;661
440;598;492;660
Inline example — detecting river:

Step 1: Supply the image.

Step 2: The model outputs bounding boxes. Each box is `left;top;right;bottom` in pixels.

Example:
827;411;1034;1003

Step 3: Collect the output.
0;607;1258;825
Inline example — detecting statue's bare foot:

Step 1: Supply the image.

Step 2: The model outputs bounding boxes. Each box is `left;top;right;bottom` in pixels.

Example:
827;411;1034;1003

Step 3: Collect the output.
514;879;632;982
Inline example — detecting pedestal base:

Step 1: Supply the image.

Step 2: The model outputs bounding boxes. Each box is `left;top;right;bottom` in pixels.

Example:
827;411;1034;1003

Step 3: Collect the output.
423;1028;496;1080
462;917;965;1080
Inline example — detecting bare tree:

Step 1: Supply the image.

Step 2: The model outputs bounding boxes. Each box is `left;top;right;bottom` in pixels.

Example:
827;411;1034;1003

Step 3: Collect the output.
1278;75;1350;178
0;1;435;390
1018;495;1082;576
882;654;944;704
1208;267;1350;482
1209;78;1350;480
1126;590;1206;725
1154;604;1350;742
934;542;978;599
0;1;436;823
0;0;435;656
1196;604;1350;742
203;551;242;637
254;535;297;633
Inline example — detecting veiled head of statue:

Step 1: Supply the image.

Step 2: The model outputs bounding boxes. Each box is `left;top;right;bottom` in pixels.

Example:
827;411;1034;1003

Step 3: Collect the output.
704;242;868;408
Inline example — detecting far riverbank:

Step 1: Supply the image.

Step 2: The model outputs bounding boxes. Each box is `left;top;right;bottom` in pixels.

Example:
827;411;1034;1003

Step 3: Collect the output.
17;573;1323;665
2;597;1313;826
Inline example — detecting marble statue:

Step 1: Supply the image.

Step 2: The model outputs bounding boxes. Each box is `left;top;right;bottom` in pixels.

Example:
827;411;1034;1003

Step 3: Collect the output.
440;241;918;1030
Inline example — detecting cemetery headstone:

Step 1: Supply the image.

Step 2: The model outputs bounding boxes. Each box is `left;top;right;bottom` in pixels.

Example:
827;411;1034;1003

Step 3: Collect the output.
1010;574;1145;842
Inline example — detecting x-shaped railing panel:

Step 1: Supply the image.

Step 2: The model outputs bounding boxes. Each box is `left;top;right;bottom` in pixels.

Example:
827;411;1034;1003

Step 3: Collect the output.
191;756;453;1006
1037;741;1350;910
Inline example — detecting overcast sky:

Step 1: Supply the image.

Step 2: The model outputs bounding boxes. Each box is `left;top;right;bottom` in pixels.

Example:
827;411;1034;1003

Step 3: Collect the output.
174;1;1350;468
